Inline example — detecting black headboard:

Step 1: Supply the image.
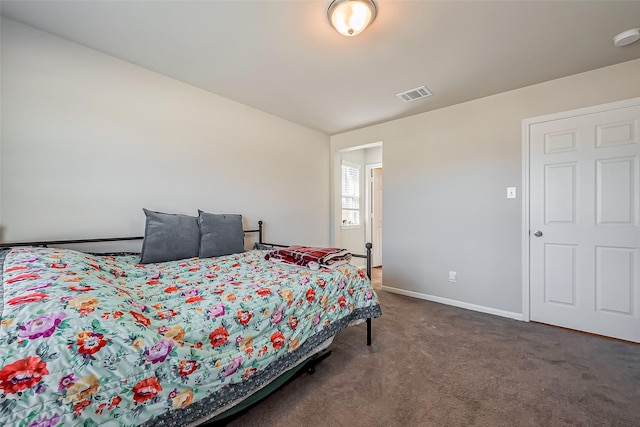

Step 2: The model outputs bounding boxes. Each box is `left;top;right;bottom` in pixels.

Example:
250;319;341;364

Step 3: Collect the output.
0;220;371;279
0;221;264;248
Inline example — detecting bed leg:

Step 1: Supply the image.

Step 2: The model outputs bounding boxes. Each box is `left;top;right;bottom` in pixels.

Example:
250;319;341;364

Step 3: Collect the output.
364;242;373;346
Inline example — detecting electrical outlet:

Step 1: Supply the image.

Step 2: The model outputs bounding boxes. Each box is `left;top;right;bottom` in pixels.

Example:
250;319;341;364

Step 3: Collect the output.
448;271;457;282
507;187;517;199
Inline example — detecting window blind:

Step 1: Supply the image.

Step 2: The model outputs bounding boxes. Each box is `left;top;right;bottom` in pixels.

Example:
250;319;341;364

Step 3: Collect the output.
341;162;360;226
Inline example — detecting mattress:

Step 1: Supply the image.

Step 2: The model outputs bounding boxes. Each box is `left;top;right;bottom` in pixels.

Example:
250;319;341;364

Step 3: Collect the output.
0;247;382;426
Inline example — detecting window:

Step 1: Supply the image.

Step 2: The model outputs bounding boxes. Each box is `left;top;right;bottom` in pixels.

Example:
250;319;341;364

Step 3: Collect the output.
341;161;360;227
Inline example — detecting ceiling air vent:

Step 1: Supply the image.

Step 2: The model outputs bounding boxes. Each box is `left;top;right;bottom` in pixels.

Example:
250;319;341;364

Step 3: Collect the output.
396;86;432;103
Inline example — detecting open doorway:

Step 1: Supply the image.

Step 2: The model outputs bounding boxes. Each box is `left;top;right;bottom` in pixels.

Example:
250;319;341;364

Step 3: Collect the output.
334;142;382;288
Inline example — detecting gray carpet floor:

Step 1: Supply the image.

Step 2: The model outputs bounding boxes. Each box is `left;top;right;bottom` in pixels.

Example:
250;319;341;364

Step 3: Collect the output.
228;290;640;426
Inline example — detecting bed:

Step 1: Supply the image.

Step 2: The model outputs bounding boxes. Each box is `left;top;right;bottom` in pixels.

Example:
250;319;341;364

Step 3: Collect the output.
0;218;381;427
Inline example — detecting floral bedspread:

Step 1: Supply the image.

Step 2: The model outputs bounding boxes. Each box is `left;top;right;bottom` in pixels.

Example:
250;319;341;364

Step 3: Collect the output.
0;247;381;427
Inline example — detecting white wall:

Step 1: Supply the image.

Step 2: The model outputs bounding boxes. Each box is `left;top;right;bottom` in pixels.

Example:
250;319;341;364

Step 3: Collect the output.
0;18;330;248
0;18;3;239
364;146;382;165
0;102;2;241
331;58;640;316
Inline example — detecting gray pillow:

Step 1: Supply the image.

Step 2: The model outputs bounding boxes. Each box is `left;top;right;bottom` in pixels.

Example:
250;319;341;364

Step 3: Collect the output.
198;211;244;258
140;209;200;264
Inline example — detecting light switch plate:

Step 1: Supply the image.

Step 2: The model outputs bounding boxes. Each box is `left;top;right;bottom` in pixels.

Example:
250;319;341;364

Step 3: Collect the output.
507;187;517;199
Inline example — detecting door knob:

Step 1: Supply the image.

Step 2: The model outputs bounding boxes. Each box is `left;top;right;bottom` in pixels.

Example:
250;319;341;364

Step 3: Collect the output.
533;230;543;237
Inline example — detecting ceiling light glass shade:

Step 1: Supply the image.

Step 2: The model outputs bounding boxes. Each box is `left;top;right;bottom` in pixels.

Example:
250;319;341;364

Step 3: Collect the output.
613;28;640;47
327;0;377;37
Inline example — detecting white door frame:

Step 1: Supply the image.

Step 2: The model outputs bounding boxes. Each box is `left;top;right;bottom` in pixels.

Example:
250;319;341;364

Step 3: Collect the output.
365;163;382;263
521;96;640;322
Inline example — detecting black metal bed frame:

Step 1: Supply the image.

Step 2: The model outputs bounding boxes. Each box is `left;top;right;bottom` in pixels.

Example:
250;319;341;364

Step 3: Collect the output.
0;220;374;346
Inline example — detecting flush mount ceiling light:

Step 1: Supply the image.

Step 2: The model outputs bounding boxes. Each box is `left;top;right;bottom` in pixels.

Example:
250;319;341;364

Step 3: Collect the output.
327;0;377;37
613;28;640;47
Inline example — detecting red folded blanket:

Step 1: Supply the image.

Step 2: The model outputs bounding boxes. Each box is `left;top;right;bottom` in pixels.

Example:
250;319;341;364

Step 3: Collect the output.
265;246;352;270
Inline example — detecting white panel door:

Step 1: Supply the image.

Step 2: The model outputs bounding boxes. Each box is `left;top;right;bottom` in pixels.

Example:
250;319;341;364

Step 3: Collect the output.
530;104;640;342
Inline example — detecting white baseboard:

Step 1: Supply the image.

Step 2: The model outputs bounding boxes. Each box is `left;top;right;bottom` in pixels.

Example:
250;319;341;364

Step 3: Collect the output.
381;285;524;321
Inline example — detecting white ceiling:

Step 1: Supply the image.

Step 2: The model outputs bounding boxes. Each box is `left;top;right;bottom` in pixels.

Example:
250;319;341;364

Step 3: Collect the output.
2;1;640;135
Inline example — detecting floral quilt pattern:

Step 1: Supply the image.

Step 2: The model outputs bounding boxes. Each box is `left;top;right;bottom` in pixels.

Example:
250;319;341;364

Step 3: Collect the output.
0;247;381;426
